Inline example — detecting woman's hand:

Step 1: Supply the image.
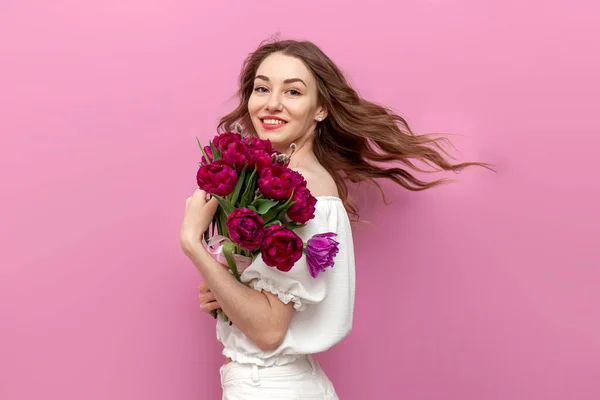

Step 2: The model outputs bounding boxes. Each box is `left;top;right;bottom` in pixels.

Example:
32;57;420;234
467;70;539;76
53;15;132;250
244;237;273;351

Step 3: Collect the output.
197;281;221;315
180;189;219;256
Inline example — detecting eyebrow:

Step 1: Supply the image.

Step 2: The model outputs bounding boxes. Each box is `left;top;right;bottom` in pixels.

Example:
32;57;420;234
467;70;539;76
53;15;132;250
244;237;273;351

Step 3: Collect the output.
254;75;307;87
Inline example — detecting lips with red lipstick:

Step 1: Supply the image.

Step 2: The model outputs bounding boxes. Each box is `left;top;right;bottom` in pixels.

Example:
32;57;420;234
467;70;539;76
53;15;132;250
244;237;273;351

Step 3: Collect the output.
260;116;288;130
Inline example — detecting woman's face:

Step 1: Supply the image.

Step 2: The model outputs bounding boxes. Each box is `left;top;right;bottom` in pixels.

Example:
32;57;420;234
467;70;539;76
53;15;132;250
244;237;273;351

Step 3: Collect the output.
248;52;326;153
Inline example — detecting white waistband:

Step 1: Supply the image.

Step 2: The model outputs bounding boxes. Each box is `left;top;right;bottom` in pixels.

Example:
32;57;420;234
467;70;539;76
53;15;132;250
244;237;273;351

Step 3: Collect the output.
219;354;318;384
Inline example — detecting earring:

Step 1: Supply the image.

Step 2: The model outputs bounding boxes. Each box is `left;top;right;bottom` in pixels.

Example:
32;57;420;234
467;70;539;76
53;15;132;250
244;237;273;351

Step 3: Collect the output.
317;116;323;122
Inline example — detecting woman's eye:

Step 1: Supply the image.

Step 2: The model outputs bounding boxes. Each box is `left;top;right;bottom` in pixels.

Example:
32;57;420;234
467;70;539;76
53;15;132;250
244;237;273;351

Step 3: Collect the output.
287;89;301;96
254;87;268;93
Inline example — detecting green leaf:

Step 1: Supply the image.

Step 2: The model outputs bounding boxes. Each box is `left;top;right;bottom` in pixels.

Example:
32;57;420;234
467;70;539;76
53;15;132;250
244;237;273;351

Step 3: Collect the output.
213;194;234;216
222;241;241;282
275;200;296;222
263;190;296;222
219;206;230;236
264;220;282;228
240;168;257;207
284;221;306;229
277;190;296;211
261;207;279;224
210;142;221;161
211;212;218;236
229;164;247;206
257;191;297;223
196;137;210;164
214;207;223;236
252;199;279;215
215;210;222;236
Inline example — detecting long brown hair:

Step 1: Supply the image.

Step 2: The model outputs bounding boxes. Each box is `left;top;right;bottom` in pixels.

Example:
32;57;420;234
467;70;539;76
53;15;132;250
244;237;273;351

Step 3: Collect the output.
218;39;492;221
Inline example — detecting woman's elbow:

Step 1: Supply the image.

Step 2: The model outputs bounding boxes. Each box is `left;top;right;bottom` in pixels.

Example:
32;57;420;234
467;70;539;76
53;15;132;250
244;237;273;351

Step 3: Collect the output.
251;291;295;351
254;329;286;351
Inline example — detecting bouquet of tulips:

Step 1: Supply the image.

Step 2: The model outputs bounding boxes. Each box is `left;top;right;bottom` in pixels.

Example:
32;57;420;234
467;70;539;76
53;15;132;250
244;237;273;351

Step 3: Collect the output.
195;125;339;322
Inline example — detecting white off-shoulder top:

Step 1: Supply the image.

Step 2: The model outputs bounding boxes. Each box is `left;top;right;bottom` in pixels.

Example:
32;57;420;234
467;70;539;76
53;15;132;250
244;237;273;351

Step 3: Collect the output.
215;196;356;367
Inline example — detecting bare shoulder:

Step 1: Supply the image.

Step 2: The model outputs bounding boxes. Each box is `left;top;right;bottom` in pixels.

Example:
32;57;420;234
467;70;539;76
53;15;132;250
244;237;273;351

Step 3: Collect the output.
294;164;339;198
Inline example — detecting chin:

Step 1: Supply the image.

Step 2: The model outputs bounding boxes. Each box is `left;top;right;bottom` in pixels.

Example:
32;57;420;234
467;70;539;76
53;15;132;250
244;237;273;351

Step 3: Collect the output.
252;122;285;142
258;133;290;153
261;134;288;149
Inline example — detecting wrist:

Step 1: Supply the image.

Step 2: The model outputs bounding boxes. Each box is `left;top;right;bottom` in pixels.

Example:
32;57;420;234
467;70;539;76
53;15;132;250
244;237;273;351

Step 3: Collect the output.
181;235;230;276
181;235;207;259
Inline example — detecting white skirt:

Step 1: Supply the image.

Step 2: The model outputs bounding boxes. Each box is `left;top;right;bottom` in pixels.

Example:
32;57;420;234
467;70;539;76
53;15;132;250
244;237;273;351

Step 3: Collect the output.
219;355;339;399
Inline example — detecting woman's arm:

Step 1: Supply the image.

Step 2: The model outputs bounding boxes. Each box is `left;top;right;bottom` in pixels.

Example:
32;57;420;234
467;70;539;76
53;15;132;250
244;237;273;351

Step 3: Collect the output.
182;240;295;351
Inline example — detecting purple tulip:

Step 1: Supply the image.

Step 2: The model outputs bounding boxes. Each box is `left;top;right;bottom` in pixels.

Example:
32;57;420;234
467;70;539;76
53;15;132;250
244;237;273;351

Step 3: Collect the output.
226;208;264;250
246;136;275;154
251;149;274;172
306;233;339;278
258;165;307;200
200;145;213;165
287;186;317;224
222;140;250;171
196;159;238;197
261;224;303;272
212;132;242;153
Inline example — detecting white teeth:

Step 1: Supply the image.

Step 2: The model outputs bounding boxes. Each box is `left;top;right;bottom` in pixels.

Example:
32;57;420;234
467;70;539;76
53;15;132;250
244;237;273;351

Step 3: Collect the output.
263;119;286;125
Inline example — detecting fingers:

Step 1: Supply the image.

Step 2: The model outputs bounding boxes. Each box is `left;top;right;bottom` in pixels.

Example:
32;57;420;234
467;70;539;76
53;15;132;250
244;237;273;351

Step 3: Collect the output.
200;301;221;313
205;196;218;215
198;290;216;303
198;290;220;314
197;281;210;293
185;189;207;210
192;189;208;205
197;282;220;314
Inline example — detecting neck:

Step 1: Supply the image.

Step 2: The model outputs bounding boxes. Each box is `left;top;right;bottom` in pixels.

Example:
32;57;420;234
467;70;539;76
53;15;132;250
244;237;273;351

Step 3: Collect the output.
279;134;315;170
288;140;315;169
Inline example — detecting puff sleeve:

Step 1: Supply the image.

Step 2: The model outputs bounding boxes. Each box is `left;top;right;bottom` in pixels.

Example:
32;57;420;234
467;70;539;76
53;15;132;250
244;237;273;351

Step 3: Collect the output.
240;197;355;313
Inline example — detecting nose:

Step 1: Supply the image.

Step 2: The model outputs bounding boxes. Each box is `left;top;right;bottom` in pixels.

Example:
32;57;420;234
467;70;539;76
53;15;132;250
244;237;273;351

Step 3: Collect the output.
265;92;283;111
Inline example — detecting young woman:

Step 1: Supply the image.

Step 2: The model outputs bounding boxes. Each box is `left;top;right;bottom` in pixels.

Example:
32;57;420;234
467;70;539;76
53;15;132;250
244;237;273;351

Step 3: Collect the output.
180;39;487;399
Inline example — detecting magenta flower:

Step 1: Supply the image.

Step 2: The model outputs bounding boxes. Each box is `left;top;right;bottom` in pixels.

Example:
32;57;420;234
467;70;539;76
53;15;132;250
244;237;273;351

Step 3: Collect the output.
306;233;339;278
196;159;238;196
226;208;264;250
251;149;274;171
261;224;303;272
246;136;275;154
200;145;213;165
222;140;250;171
213;132;243;153
287;186;317;224
289;169;306;186
258;165;307;200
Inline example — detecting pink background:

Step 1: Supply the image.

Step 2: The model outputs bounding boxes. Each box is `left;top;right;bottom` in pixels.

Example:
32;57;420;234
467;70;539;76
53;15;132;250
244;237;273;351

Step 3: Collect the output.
1;1;598;399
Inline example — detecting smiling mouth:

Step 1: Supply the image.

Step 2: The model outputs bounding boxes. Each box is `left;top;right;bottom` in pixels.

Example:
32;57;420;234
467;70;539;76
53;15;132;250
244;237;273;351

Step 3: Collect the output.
260;118;288;126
